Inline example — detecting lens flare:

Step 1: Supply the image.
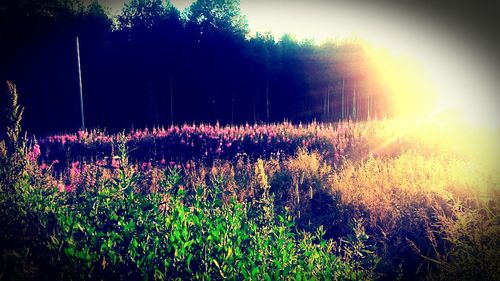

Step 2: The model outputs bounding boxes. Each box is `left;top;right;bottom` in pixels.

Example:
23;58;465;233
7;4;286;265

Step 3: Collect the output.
354;39;499;184
358;37;498;130
361;42;438;119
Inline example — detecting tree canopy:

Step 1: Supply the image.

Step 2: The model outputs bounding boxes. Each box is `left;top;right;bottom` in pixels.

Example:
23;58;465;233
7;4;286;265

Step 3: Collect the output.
187;0;248;39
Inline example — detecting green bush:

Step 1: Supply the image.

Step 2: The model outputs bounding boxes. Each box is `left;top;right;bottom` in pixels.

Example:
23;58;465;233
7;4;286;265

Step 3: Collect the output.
1;154;375;280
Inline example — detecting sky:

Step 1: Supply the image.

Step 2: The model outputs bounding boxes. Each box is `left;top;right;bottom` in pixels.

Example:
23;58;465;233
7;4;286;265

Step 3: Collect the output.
101;0;498;46
100;0;500;128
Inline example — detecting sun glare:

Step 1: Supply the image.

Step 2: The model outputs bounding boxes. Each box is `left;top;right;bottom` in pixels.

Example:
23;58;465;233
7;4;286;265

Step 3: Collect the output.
357;39;499;181
357;36;498;130
361;42;439;119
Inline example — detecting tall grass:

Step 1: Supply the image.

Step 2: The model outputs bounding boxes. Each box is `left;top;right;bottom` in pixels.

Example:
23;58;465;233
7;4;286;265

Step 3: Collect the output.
1;82;499;280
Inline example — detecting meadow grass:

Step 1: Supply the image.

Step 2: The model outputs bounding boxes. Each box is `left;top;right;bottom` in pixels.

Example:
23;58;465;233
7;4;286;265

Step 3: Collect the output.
0;84;498;280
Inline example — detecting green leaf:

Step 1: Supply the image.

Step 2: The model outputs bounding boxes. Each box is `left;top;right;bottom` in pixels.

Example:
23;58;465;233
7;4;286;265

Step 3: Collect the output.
296;270;302;281
124;220;135;233
64;246;75;257
251;267;259;277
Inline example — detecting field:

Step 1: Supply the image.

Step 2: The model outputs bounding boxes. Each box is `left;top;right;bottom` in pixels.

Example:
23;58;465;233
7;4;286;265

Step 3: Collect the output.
2;0;499;280
1;99;499;280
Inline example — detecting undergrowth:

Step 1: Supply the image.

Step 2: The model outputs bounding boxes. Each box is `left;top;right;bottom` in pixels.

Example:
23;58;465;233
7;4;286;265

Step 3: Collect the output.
1;82;499;280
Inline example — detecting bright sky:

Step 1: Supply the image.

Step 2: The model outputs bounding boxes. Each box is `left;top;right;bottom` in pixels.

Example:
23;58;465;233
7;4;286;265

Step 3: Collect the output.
102;0;499;128
111;0;430;44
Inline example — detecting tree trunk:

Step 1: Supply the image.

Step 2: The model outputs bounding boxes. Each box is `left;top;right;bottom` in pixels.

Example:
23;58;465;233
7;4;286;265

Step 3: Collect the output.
352;83;356;121
266;78;270;122
341;79;345;120
253;93;256;123
169;71;173;125
231;93;235;125
327;85;330;121
367;94;371;120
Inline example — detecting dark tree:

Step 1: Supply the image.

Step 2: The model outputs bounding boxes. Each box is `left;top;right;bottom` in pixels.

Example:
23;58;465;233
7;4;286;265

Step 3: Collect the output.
0;0;387;134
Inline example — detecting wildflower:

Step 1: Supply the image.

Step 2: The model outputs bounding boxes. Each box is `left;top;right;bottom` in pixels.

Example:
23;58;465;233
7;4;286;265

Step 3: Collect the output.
57;182;65;192
77;130;86;139
33;144;41;157
27;144;41;162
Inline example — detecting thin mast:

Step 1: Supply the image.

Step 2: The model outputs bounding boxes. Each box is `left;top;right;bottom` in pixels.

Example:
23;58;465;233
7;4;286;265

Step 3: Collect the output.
76;36;85;130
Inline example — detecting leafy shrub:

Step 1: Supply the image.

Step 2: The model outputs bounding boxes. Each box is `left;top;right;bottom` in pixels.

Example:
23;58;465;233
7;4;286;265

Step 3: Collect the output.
1;143;374;280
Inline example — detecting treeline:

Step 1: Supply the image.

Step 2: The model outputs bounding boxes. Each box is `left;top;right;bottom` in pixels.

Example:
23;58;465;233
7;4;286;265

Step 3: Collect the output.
0;0;392;134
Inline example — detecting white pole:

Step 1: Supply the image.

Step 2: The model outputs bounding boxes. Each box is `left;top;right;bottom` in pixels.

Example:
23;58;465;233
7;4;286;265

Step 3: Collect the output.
76;36;85;130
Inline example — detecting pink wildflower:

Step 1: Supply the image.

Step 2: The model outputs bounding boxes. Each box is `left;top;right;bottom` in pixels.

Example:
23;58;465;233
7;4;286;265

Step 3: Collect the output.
33;144;41;157
57;182;65;192
77;130;86;139
27;144;41;162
